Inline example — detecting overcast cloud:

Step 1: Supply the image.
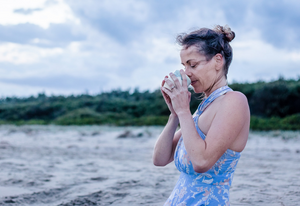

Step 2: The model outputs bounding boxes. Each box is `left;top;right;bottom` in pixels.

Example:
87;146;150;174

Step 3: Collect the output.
0;0;299;97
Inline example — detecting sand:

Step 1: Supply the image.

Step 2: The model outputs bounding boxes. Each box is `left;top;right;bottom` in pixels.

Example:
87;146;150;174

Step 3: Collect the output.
0;125;299;206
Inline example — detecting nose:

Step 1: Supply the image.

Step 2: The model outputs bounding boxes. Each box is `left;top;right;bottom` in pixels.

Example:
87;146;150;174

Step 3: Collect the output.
184;68;192;77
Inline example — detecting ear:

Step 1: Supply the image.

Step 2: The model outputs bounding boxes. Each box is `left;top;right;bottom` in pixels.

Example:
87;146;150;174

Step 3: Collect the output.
214;53;223;71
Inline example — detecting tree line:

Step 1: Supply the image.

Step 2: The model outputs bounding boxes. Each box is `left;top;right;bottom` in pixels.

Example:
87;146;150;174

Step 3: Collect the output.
0;77;299;130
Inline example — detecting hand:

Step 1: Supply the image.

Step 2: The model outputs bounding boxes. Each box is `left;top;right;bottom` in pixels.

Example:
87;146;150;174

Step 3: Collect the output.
161;76;177;115
161;70;191;116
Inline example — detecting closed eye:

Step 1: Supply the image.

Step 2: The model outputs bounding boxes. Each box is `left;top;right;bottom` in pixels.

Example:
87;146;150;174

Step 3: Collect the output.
190;62;199;68
191;60;207;68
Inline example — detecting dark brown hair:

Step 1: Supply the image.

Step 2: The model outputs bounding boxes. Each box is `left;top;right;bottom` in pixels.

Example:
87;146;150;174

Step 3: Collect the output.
176;25;235;79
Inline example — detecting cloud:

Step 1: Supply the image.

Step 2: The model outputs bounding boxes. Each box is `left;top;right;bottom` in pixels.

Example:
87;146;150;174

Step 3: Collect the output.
0;0;79;29
0;42;63;64
220;0;300;50
0;0;300;97
255;1;300;50
66;0;150;44
0;23;85;47
0;74;109;91
229;37;300;83
14;8;43;15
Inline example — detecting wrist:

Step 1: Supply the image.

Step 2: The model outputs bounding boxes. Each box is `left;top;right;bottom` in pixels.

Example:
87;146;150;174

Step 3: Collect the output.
168;113;179;124
169;113;178;121
176;110;191;119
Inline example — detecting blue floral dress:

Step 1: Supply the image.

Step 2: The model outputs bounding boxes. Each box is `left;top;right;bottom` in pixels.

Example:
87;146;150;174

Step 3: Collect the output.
164;86;241;206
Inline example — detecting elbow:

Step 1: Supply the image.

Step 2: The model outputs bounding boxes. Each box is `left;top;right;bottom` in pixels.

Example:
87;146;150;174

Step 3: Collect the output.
152;156;160;166
192;160;211;173
153;160;163;167
152;153;170;167
152;157;167;167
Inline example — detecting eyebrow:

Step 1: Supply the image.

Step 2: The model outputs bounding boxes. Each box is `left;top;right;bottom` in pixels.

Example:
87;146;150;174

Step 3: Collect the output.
181;59;208;66
181;59;195;65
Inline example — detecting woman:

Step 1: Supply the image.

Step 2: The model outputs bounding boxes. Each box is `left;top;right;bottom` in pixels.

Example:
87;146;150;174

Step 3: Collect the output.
153;25;250;205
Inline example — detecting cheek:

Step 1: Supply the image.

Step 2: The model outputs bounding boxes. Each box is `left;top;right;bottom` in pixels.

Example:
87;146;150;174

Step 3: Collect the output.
197;73;207;83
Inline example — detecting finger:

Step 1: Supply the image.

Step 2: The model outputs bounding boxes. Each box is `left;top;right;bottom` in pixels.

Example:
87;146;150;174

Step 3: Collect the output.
161;79;165;87
180;69;187;88
188;91;191;101
160;89;169;101
160;88;172;105
161;86;168;97
164;77;175;90
169;72;181;88
161;76;168;87
161;86;173;97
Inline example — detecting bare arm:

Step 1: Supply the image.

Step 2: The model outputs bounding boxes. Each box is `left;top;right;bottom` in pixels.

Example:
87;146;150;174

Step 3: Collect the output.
177;92;250;173
153;114;182;166
153;75;188;167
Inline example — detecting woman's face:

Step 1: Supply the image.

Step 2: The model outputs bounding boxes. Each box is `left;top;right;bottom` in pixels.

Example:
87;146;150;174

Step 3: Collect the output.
180;45;220;95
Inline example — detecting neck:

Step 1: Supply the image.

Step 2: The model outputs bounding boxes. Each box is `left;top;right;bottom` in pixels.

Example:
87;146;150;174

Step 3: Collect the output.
204;76;227;97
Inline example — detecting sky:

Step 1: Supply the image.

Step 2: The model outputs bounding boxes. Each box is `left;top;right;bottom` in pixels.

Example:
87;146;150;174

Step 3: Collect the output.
0;0;299;97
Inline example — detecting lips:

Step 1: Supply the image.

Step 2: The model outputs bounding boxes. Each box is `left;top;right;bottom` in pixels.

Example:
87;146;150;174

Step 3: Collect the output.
191;80;197;85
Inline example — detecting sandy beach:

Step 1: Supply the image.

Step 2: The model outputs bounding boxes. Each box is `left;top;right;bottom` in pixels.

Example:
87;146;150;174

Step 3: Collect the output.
0;125;299;206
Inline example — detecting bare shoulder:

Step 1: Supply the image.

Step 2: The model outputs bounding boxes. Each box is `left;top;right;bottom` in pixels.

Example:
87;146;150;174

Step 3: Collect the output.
211;91;250;152
221;91;250;151
222;91;249;110
214;91;250;122
225;91;248;101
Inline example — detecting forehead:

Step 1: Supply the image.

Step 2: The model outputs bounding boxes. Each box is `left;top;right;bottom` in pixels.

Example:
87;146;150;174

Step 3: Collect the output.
180;45;204;60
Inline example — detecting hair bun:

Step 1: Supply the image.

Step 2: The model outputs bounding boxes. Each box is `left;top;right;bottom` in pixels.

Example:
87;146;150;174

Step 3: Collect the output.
214;25;235;42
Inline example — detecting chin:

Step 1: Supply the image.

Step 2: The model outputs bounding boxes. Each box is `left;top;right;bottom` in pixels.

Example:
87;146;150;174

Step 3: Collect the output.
192;86;203;94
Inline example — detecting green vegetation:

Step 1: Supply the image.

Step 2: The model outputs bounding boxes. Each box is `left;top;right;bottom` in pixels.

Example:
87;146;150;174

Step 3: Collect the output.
250;114;300;130
1;77;300;130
